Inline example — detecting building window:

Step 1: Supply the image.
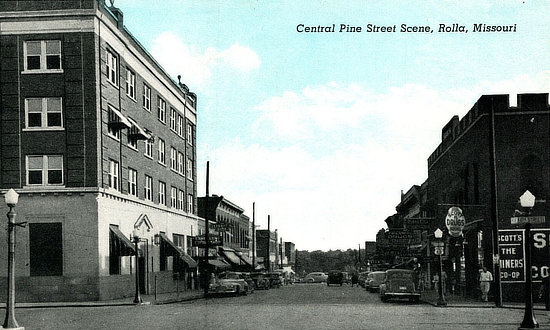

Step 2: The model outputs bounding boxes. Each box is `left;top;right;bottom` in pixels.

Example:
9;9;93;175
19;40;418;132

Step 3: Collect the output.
144;175;153;201
24;40;61;72
158;181;166;206
158;138;165;165
178;190;184;210
128;168;138;197
178;152;184;175
171;186;177;208
178;115;184;137
187;194;193;213
26;155;63;186
25;97;63;129
108;124;120;140
170;147;177;171
126;68;136;99
109;159;120;190
29;223;63;276
157;97;166;123
106;49;118;86
170;108;177;131
187;124;193;145
127;135;138;149
186;158;193;179
144;138;153;158
143;84;151;111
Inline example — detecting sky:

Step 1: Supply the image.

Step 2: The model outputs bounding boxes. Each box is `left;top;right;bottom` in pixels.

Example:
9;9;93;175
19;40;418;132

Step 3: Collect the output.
116;0;550;251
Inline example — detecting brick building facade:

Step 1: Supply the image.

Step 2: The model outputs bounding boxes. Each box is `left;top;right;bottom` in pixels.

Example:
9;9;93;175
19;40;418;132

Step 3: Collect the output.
0;0;200;301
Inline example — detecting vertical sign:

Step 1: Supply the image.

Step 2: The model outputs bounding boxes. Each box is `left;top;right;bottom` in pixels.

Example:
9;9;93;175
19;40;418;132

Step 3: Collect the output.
498;229;524;282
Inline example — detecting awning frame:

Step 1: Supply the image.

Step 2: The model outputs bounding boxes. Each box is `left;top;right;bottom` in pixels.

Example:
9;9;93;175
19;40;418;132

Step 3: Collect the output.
159;233;198;268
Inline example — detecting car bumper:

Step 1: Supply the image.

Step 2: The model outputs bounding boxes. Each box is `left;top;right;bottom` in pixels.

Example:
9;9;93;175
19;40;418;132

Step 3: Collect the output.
382;292;420;298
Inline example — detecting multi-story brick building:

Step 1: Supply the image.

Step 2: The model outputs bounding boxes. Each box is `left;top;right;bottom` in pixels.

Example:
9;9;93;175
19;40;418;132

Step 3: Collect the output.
426;93;550;301
256;229;278;271
197;195;253;271
0;0;200;301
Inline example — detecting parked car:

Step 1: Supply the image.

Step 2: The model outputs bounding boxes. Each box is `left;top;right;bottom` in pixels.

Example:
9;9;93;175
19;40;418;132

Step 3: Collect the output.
304;272;328;283
266;272;283;288
238;272;255;294
358;271;370;287
250;272;271;290
209;271;249;296
327;270;344;286
379;269;420;303
366;271;386;292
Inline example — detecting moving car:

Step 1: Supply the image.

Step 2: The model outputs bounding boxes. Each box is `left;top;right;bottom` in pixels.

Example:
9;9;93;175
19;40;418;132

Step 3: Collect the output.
209;271;249;296
304;272;328;283
366;271;386;292
379;269;420;303
327;270;344;286
250;272;270;290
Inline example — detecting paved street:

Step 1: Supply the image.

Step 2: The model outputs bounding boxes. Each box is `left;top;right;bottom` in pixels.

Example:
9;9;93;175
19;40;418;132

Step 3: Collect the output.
8;283;550;330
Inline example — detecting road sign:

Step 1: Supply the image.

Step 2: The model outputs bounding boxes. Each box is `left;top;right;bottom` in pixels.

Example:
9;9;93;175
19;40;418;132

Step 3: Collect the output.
510;216;546;225
434;247;444;255
445;207;465;237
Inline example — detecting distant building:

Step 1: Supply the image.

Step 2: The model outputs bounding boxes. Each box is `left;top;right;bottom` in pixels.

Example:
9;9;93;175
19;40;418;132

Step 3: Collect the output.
256;229;278;271
0;0;199;302
197;195;253;271
285;242;296;266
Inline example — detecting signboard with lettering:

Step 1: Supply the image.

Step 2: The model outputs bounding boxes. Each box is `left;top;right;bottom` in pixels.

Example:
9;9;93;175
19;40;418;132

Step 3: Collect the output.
192;235;222;247
445;207;466;237
510;216;546;225
386;230;412;245
498;228;550;283
405;217;432;230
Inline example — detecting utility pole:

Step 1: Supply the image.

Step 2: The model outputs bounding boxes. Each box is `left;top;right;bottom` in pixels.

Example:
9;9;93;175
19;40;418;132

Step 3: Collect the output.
358;244;361;271
252;202;255;270
267;215;270;272
203;162;210;296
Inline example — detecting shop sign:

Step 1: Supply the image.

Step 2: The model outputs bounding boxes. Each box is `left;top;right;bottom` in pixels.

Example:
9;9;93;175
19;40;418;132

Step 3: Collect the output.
445;207;465;237
498;228;550;283
405;217;432;229
387;230;412;245
192;235;222;247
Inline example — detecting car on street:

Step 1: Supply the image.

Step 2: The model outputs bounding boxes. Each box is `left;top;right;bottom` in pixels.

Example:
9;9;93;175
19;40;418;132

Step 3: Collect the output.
266;272;284;288
250;272;271;290
304;272;328;283
209;271;249;296
237;272;255;294
327;270;344;286
358;271;370;287
366;271;386;292
379;269;420;303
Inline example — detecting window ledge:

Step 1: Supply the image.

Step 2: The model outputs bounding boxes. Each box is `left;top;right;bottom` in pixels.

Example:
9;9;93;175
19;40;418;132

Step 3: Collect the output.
144;154;153;160
107;80;119;89
22;69;64;75
23;127;64;132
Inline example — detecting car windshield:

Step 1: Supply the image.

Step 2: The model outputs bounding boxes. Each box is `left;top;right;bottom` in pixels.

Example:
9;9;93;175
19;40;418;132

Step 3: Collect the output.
219;273;240;279
387;272;413;280
373;273;386;280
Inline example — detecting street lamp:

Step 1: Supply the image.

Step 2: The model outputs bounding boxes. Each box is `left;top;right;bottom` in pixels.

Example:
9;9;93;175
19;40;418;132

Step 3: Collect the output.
3;189;25;330
434;228;447;306
131;228;143;304
519;190;538;329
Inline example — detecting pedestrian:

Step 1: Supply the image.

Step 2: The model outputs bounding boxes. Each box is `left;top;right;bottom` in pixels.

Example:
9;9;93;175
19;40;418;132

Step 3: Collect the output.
479;267;493;302
432;274;439;292
351;273;359;287
538;275;550;310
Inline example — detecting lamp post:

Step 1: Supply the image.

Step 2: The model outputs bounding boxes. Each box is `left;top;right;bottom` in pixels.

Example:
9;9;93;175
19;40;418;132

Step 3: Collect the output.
519;190;537;329
434;228;447;306
3;189;24;330
132;228;143;304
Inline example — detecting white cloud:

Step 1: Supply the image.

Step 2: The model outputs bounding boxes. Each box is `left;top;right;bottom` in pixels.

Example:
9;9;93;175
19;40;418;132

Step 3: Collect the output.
199;73;549;251
151;32;260;88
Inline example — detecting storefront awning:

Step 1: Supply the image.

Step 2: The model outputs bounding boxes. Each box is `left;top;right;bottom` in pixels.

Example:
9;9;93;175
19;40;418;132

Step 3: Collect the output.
159;233;198;268
109;225;138;256
219;247;252;268
207;259;231;270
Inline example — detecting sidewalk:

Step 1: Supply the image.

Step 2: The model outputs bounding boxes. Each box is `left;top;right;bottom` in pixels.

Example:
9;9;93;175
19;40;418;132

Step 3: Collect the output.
0;290;204;309
421;289;549;310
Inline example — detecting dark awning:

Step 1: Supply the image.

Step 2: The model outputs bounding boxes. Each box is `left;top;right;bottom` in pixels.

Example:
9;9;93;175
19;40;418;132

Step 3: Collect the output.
219;247;253;268
127;116;152;141
159;233;198;268
107;106;131;129
207;259;231;270
109;225;138;256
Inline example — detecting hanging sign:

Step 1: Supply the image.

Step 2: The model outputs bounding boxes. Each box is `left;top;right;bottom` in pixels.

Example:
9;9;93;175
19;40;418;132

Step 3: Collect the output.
445;206;465;237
